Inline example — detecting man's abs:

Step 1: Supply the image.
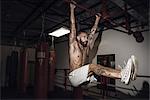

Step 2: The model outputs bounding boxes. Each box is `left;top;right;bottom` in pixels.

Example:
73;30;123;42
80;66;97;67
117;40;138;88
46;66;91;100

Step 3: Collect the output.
69;41;83;70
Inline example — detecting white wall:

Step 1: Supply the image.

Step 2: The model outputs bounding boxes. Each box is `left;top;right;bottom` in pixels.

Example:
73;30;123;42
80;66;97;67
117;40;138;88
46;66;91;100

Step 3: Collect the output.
92;29;149;95
55;28;149;95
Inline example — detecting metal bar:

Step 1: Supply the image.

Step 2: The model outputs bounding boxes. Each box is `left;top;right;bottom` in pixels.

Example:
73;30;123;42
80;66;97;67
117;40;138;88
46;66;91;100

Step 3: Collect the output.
137;75;150;78
79;10;125;30
45;16;69;28
64;0;96;15
127;2;148;11
45;0;102;33
111;28;128;34
140;29;149;33
15;0;35;9
112;20;136;27
47;11;69;18
110;0;146;23
63;0;137;35
130;23;149;29
109;20;133;35
56;68;70;70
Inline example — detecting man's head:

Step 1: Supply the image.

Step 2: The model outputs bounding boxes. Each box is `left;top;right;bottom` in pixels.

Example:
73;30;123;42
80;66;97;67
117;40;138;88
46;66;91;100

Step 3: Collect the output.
77;32;88;47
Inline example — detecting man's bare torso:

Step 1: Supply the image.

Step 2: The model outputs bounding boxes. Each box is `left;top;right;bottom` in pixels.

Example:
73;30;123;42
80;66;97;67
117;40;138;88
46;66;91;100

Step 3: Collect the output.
69;2;101;71
69;40;89;71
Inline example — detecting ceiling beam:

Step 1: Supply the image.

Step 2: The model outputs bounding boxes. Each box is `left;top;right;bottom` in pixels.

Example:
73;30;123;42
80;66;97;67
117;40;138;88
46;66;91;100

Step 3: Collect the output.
45;16;69;28
12;0;45;34
50;7;69;17
12;0;58;36
46;12;69;19
44;1;102;33
130;23;149;29
15;0;35;9
110;0;146;23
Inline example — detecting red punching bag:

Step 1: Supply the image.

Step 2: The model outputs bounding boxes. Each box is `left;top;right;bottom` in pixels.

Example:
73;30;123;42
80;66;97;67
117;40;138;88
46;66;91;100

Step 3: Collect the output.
20;48;28;93
35;42;49;98
48;37;56;91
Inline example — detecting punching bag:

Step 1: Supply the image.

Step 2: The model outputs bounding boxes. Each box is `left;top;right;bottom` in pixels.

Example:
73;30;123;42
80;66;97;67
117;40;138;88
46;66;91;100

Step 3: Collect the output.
9;51;18;88
48;49;56;91
48;37;56;91
35;42;49;98
5;56;11;87
20;48;28;93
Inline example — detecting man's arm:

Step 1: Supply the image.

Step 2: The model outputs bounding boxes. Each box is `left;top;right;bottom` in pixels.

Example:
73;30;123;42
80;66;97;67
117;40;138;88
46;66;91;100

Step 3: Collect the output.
88;13;101;49
69;2;77;44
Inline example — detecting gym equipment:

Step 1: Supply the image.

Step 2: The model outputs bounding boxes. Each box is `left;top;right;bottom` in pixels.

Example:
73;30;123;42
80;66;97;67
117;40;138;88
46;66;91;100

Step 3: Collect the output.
48;49;56;91
35;42;49;98
65;0;145;43
65;0;97;16
9;51;18;88
20;48;28;93
5;56;11;87
34;11;49;98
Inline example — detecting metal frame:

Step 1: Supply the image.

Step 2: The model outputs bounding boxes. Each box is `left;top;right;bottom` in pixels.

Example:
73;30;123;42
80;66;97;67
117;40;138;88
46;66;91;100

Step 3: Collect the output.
1;0;149;45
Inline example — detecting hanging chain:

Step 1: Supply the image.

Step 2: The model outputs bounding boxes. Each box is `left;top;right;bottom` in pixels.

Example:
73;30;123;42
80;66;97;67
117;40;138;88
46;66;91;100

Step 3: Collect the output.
40;8;46;40
23;31;26;47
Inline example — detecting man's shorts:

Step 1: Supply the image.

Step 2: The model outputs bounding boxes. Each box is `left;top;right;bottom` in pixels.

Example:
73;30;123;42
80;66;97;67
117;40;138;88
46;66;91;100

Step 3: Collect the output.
68;65;89;87
69;64;97;87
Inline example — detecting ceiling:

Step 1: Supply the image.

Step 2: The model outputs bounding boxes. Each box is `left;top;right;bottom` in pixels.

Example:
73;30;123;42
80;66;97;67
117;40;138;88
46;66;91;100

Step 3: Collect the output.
1;0;149;46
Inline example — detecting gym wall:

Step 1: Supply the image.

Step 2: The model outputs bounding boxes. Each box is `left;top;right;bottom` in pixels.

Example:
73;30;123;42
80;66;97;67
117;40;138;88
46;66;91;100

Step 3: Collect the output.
55;41;69;69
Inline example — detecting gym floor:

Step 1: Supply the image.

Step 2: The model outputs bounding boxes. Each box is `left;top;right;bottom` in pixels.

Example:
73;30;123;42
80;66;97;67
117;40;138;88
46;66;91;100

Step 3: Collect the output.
1;85;149;100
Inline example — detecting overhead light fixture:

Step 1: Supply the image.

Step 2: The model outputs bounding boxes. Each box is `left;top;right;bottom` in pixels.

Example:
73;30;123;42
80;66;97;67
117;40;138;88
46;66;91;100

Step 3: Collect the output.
48;27;70;37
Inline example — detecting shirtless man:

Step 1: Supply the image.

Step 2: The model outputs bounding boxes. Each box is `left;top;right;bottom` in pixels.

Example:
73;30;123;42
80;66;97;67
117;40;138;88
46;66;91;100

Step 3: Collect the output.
68;1;137;87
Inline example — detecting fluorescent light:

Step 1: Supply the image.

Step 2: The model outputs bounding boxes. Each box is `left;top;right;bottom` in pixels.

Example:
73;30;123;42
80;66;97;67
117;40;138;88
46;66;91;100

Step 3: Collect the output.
48;27;70;37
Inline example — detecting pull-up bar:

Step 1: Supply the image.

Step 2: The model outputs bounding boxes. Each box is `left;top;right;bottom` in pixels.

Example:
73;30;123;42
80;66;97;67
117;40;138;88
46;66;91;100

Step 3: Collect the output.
65;0;146;36
64;0;99;16
64;0;131;34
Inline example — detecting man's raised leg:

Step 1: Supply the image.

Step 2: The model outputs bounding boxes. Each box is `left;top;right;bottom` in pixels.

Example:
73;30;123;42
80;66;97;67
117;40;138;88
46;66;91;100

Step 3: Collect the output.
88;56;137;84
